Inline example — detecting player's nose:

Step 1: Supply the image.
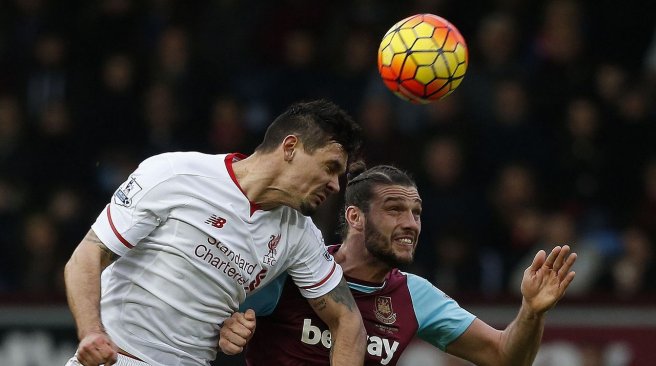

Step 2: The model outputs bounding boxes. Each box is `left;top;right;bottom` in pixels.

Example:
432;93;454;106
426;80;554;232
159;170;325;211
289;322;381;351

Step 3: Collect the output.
327;175;340;194
400;210;420;231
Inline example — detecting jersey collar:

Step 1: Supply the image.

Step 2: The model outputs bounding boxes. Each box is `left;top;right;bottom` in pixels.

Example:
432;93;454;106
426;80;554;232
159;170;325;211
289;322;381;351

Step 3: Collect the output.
328;244;389;291
225;153;261;216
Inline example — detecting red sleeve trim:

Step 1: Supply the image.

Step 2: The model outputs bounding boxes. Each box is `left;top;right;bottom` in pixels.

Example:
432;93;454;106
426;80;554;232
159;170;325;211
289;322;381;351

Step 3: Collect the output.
107;205;134;249
300;262;337;289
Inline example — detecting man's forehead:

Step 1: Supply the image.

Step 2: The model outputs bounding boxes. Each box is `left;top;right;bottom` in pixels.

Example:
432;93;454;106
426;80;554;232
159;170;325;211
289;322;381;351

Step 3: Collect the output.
373;185;421;203
321;141;347;155
318;142;348;162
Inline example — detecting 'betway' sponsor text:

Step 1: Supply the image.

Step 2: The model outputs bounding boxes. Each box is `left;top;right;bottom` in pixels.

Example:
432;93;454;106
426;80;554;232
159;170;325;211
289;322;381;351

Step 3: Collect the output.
301;318;399;365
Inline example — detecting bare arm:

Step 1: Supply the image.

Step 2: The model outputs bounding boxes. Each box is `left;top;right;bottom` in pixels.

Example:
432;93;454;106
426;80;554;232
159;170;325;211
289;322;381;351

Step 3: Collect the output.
446;245;577;366
64;229;119;365
307;277;366;366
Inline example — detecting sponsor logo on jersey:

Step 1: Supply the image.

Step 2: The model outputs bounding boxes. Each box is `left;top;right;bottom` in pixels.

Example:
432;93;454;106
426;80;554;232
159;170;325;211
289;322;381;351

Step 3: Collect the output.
301;318;399;365
245;268;268;292
205;214;227;228
263;234;281;265
194;236;257;286
374;296;397;325
113;177;142;207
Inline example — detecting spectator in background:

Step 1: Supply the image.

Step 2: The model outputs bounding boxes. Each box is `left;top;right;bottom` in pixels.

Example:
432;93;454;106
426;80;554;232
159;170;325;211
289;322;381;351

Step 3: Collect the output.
509;210;605;296
151;25;208;128
25;32;69;120
414;135;486;283
596;226;655;298
357;94;415;169
328;28;377;115
79;52;143;157
47;187;89;255
603;82;656;225
529;0;592;122
432;231;483;295
461;12;524;125
0;95;30;184
19;212;65;295
474;77;552;184
206;96;253;154
141;82;183;156
26;101;89;202
553;97;605;212
486;163;542;282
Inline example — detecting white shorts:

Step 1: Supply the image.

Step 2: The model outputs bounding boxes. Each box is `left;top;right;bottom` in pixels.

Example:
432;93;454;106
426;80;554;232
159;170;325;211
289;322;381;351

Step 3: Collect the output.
65;353;150;366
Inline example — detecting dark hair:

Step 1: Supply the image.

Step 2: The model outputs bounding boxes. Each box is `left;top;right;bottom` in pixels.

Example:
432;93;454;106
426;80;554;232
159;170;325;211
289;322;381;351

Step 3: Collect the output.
338;163;417;239
255;99;362;159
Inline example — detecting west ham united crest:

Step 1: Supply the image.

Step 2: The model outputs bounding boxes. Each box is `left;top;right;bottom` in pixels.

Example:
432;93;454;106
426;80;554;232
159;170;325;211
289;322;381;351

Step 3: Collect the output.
374;296;397;325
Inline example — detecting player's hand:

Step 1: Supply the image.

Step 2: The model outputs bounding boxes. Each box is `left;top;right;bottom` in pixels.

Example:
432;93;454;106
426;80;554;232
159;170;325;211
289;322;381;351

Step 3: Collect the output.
219;309;257;355
75;330;118;366
521;245;577;315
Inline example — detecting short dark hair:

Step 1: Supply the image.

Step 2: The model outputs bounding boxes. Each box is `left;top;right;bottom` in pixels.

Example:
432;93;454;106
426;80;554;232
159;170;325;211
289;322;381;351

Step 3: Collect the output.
255;99;362;159
338;163;417;239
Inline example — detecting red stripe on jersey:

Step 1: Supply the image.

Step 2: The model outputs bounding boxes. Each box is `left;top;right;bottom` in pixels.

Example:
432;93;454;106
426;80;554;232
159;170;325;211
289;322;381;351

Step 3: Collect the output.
225;153;261;216
107;205;134;249
300;262;337;289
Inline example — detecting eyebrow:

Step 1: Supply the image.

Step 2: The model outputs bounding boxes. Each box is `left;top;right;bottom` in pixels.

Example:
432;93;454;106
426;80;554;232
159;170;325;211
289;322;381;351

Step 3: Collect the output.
327;159;346;174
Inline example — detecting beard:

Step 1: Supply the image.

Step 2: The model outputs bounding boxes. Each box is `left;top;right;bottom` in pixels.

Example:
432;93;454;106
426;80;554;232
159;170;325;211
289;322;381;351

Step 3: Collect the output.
364;221;414;267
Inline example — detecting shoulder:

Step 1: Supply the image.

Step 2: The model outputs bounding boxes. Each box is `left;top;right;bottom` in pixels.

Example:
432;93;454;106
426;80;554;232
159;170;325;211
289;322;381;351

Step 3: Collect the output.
400;271;450;301
148;152;226;177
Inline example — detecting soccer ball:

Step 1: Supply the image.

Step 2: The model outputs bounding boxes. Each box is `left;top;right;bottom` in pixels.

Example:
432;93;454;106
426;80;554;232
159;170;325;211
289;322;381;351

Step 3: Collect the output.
377;14;468;103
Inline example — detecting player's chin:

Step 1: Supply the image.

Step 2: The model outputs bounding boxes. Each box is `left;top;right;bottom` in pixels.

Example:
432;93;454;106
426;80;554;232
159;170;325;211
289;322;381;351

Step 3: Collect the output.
393;247;415;264
389;248;414;264
299;201;318;216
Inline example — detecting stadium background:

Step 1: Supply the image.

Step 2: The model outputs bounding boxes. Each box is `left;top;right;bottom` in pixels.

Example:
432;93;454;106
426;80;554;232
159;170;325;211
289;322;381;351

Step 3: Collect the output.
0;0;655;365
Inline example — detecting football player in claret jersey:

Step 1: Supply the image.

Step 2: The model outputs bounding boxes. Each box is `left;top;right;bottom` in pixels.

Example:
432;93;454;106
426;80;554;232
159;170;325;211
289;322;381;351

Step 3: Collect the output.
63;99;367;366
220;164;578;366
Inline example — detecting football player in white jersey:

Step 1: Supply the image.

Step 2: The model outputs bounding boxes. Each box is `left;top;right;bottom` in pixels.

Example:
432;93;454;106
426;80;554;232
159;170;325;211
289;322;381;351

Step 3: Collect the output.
64;99;367;366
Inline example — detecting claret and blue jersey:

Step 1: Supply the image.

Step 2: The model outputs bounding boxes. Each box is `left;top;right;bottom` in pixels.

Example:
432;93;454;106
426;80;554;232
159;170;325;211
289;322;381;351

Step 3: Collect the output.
240;245;476;366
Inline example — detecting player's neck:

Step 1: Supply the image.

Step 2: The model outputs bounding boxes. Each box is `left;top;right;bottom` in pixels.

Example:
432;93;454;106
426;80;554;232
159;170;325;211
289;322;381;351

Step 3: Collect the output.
231;153;294;210
336;238;391;283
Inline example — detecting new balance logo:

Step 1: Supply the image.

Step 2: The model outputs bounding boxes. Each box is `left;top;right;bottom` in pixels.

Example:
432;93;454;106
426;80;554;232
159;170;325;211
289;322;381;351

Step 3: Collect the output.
205;215;227;228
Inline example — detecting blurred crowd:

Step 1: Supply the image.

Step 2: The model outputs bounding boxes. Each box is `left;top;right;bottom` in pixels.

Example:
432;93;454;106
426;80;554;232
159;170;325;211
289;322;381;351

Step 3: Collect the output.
0;0;655;302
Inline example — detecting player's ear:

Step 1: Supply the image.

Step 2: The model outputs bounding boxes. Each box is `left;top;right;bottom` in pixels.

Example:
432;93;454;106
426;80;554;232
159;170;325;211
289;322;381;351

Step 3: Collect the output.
345;206;364;230
282;135;298;162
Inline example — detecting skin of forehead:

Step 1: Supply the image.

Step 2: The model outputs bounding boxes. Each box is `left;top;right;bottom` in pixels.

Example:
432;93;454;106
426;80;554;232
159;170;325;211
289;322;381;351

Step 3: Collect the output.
315;142;348;172
371;184;422;204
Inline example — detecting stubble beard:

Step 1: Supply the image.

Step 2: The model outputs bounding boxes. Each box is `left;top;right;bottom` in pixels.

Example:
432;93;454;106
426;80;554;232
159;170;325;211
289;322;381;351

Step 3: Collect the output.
364;220;414;267
299;200;317;216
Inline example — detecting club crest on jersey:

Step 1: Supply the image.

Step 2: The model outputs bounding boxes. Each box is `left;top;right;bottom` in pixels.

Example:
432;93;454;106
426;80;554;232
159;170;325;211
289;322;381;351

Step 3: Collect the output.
374;296;397;325
113;177;142;207
263;234;281;265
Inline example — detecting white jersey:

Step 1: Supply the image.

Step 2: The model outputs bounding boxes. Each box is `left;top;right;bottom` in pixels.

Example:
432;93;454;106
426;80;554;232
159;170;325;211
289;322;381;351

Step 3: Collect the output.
91;152;342;366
